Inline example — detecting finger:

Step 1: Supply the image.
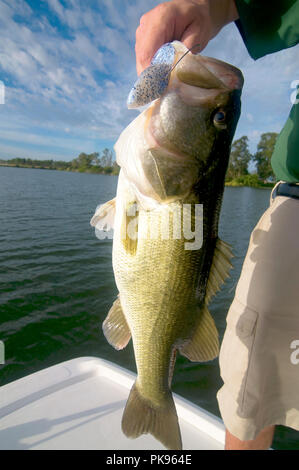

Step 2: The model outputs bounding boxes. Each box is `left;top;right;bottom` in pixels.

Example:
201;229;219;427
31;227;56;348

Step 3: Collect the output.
136;25;167;75
180;21;207;53
135;3;174;75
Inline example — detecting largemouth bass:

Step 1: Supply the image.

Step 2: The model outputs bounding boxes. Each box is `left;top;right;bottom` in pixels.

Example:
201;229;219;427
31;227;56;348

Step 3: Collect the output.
91;41;243;450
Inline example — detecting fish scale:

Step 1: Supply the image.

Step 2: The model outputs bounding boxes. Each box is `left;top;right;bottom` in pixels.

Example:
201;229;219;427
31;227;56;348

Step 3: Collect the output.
91;41;243;450
114;206;201;402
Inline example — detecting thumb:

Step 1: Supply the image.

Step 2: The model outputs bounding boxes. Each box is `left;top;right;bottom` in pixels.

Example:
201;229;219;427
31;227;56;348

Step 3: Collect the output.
180;21;209;53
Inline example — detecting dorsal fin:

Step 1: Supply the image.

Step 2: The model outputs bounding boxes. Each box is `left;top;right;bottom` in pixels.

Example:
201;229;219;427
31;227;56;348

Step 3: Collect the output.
180;238;233;362
179;305;219;362
168;348;177;387
205;238;233;304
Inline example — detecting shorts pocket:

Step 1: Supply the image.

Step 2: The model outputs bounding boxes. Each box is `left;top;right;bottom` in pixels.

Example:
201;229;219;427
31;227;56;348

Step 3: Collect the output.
219;299;258;412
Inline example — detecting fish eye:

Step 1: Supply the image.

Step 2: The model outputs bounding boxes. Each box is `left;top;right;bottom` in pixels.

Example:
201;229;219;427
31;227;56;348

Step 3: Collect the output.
213;109;227;129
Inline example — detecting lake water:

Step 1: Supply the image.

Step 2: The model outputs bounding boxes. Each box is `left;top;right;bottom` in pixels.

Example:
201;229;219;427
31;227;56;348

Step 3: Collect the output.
0;166;297;449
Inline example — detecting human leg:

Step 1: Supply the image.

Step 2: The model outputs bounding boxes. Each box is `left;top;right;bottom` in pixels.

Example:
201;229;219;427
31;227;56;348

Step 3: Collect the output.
217;193;299;446
225;425;275;450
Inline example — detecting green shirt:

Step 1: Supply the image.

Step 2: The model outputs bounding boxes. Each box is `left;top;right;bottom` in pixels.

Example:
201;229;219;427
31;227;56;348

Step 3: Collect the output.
235;0;299;182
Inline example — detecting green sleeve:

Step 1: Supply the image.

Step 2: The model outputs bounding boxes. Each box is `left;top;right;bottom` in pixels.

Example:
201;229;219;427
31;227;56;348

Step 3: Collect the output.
235;0;299;59
271;98;299;182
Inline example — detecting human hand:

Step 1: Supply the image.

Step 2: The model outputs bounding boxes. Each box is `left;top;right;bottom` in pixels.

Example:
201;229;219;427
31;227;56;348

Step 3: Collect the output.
135;0;238;75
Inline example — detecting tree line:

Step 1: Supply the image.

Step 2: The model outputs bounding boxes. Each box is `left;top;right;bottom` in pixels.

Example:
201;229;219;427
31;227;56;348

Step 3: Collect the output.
0;148;120;175
226;132;278;187
0;132;278;186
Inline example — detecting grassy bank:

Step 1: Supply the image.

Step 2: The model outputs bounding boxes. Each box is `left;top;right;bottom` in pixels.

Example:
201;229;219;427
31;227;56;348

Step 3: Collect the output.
225;174;275;188
0;159;120;175
1;162;276;187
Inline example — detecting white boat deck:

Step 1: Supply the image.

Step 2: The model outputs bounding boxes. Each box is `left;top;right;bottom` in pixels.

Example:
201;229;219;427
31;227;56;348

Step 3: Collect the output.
0;357;225;450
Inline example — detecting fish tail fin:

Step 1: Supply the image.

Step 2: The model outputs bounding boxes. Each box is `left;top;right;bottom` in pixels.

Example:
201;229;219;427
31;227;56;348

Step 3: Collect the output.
121;381;182;450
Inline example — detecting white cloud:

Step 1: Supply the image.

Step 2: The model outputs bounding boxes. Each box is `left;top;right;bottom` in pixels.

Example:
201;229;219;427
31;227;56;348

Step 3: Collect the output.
0;0;298;161
0;0;160;160
0;142;75;160
47;0;65;21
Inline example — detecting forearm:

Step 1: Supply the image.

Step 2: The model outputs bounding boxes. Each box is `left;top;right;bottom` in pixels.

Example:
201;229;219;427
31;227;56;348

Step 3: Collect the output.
205;0;239;38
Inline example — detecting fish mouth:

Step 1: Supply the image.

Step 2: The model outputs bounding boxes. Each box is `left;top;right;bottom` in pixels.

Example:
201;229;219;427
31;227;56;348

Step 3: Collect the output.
126;41;243;109
172;51;243;107
175;51;244;91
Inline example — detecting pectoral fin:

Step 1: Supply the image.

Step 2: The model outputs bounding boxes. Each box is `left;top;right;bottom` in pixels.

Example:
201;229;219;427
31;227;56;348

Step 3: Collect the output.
121;202;139;256
90;198;116;231
102;297;131;350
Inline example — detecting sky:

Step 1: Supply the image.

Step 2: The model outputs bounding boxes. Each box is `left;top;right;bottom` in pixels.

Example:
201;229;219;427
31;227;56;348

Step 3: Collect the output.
0;0;298;161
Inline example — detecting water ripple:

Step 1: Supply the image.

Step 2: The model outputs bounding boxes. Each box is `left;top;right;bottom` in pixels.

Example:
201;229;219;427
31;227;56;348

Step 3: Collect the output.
1;168;295;448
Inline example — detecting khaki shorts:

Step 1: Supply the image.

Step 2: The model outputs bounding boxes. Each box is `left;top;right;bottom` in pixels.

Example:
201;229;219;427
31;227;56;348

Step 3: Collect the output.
217;183;299;441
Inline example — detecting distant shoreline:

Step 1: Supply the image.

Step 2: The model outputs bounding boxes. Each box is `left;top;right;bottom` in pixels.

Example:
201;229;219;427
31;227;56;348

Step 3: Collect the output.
0;162;118;175
225;181;275;189
0;162;275;188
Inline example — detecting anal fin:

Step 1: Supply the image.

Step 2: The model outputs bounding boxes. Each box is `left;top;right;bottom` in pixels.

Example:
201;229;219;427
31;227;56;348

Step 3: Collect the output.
102;296;131;350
